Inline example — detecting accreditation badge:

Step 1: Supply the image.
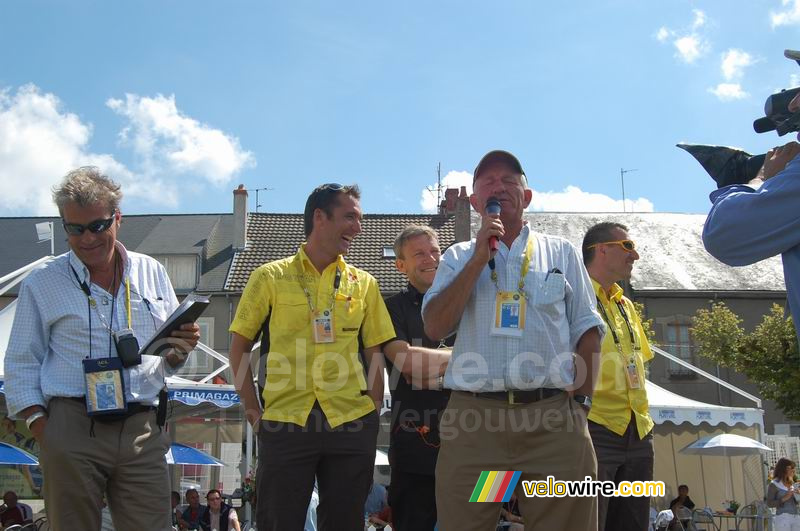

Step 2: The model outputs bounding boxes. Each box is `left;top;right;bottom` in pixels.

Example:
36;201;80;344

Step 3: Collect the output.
82;357;128;416
625;354;642;389
313;309;335;344
491;291;526;337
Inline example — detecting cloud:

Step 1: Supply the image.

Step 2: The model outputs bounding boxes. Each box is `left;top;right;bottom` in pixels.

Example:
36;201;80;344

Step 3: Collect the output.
791;73;800;87
708;83;749;101
107;94;255;185
692;9;706;29
656;9;710;64
419;173;654;213
772;0;800;27
720;49;754;81
420;170;473;212
0;84;142;215
674;36;704;64
528;186;655;213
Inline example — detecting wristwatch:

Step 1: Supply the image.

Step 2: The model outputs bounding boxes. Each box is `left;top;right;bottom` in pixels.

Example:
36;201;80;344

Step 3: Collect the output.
573;394;592;410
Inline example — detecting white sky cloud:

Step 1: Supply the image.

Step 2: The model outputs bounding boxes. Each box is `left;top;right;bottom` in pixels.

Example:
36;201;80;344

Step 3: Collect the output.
708;83;749;101
692;9;707;29
420;173;654;213
0;84;255;216
674;36;704;64
656;9;709;64
107;94;255;185
772;0;800;27
721;49;754;81
790;73;800;87
0;84;143;215
528;186;654;213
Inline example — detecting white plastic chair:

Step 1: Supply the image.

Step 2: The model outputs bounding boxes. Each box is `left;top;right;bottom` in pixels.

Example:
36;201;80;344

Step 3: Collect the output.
655;509;676;531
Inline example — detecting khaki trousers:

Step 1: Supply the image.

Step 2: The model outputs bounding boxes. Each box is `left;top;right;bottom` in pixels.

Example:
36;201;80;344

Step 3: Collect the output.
435;391;598;531
40;398;171;531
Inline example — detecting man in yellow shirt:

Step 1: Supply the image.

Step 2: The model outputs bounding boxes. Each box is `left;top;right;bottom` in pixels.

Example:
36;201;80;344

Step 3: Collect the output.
582;221;654;531
228;183;395;531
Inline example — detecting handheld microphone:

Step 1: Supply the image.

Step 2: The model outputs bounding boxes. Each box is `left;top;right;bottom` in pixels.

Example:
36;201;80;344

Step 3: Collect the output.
485;197;501;254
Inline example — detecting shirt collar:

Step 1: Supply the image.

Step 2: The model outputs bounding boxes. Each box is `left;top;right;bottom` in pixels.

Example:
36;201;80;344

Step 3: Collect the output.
404;282;425;304
592;278;623;304
68;240;130;285
296;243;346;275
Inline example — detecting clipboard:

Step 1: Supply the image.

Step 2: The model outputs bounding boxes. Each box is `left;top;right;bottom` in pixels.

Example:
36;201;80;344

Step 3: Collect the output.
139;294;210;356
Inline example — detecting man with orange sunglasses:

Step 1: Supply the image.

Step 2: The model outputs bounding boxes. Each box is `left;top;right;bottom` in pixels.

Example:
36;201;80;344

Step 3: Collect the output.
582;222;654;531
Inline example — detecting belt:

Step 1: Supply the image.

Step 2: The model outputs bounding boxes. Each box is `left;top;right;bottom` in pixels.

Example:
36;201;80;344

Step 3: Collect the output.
65;397;156;421
468;388;564;405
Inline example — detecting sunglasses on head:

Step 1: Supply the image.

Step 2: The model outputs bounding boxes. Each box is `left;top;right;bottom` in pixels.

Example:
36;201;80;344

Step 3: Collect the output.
317;183;345;192
62;214;116;236
587;239;636;252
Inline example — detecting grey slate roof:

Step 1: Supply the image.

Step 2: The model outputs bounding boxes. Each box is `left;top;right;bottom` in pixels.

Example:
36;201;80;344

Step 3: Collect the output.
489;212;786;293
0;214;234;294
225;213;457;293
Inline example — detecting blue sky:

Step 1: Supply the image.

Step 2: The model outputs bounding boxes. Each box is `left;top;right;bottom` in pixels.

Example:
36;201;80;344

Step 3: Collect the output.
2;1;800;217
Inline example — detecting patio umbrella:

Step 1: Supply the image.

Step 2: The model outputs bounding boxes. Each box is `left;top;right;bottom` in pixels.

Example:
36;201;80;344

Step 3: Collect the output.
679;434;773;457
680;433;773;504
165;443;225;466
0;442;38;465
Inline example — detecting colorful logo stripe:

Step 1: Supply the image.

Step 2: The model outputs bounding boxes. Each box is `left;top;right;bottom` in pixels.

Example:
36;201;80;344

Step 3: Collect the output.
469;471;522;502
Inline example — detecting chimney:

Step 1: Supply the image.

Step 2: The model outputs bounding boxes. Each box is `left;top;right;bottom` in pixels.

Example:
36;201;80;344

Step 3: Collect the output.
440;187;459;215
233;184;248;250
454;186;471;242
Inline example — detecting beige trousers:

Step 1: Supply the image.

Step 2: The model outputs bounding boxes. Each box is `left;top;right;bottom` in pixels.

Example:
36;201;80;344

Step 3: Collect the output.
40;398;172;531
435;391;598;531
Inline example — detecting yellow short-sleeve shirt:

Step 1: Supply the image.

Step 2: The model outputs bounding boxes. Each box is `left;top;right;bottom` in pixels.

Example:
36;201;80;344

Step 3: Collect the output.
588;280;654;438
229;245;396;428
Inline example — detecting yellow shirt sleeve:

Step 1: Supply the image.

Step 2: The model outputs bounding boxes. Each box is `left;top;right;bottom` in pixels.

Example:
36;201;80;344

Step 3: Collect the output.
358;273;396;349
229;266;274;341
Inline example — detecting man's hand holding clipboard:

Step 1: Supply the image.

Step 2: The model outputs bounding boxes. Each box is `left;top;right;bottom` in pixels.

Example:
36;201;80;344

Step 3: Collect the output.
140;294;209;367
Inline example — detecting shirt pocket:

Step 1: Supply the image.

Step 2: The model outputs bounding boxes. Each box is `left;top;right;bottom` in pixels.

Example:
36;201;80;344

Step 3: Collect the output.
528;271;566;307
335;294;365;338
271;294;309;335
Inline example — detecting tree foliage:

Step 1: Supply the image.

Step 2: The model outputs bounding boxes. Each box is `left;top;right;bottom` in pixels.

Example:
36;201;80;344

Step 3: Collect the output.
692;302;800;419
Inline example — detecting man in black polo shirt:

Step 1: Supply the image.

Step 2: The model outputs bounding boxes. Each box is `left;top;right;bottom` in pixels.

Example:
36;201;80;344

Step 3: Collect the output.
383;225;454;531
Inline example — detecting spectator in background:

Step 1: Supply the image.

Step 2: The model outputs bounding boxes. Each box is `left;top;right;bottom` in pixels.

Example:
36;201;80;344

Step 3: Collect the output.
0;491;33;527
181;488;205;530
767;458;800;531
669;485;695;530
1;416;24;445
172;491;182;528
199;489;241;531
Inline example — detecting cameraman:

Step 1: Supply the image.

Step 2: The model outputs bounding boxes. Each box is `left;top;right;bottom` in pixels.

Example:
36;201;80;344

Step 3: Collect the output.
703;93;800;344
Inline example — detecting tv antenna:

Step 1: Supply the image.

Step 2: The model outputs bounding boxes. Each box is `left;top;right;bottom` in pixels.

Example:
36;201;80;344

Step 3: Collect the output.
425;162;444;209
620;168;638;212
251;187;273;212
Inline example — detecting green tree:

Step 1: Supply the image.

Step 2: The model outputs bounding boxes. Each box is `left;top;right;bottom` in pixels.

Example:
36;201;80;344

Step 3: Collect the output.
692;302;800;419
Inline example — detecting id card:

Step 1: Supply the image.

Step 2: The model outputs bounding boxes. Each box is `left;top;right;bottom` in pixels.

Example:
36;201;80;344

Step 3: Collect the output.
625;356;642;389
313;309;335;343
491;291;526;337
83;357;128;415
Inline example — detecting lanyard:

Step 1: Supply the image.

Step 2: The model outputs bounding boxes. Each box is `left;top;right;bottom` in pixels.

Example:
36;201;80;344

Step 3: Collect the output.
297;260;342;316
596;295;639;352
70;255;132;359
489;235;534;296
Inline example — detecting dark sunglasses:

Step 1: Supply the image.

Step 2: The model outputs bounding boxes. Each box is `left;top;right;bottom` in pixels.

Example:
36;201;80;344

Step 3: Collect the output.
62;215;115;236
318;183;344;192
587;239;636;252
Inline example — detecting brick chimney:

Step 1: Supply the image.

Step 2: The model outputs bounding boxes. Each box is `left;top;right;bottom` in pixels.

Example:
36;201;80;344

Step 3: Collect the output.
233;184;248;250
455;186;471;242
440;188;459;215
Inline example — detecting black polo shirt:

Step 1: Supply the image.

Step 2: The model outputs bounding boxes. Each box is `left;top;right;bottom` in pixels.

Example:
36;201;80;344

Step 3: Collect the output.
384;283;454;475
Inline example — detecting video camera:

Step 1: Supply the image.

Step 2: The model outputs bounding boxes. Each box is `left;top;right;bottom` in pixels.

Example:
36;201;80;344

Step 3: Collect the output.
678;49;800;188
